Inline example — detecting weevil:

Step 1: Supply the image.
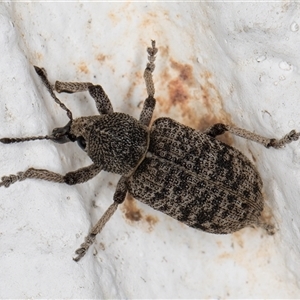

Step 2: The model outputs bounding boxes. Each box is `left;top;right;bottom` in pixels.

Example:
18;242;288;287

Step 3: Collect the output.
1;41;299;261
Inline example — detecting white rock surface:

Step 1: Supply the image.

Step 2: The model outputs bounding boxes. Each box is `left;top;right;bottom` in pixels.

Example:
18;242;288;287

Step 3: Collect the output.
0;2;300;298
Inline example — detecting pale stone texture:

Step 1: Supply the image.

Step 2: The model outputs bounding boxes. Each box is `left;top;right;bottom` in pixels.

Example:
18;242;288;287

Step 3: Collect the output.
0;2;300;298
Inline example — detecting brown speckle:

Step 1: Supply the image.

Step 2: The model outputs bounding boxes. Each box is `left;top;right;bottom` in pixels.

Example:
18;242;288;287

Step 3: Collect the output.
170;60;195;86
168;78;190;106
96;54;107;62
123;194;142;222
78;62;89;74
145;215;159;232
121;194;159;232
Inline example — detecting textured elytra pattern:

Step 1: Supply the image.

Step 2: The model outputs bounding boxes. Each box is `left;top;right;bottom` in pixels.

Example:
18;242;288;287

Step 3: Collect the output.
88;113;148;175
127;118;263;234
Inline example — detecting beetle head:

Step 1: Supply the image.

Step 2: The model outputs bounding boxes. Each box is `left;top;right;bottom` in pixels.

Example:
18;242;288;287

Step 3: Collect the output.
51;119;87;150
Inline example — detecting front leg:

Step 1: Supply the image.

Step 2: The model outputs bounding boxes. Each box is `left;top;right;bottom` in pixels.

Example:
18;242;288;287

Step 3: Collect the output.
139;40;158;126
139;96;156;127
73;175;128;261
0;164;102;188
55;81;114;115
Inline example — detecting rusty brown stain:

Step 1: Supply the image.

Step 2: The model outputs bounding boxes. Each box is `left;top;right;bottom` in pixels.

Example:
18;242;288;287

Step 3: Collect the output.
156;58;233;146
96;54;107;62
78;62;89;74
159;46;170;58
170;60;195;86
121;194;159;232
168;79;189;107
122;194;142;222
145;214;159;232
141;11;167;28
158;60;194;113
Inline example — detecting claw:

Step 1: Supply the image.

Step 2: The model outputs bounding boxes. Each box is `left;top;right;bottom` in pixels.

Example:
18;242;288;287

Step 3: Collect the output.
287;130;300;141
73;250;86;262
73;233;96;262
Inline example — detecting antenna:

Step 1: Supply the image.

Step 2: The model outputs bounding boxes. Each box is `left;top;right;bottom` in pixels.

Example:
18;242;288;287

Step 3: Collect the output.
0;66;73;144
34;66;73;121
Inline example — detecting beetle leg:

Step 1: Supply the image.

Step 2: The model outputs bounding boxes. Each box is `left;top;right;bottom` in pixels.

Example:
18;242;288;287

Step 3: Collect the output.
266;130;300;148
55;81;93;93
203;123;228;137
73;201;119;262
139;96;156;127
139;40;158;126
73;176;128;262
0;164;102;188
144;40;157;98
88;85;114;114
55;81;114;115
204;123;300;149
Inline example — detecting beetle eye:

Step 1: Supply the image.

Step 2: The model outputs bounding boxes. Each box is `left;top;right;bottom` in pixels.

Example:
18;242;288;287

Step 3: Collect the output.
67;133;77;142
77;136;86;150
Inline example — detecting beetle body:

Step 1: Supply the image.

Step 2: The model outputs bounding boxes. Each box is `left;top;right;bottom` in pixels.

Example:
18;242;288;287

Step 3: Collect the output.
128;117;263;234
72;112;263;234
1;41;298;261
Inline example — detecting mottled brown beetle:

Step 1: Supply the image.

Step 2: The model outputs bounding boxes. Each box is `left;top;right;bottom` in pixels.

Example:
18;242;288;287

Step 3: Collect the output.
1;41;299;261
